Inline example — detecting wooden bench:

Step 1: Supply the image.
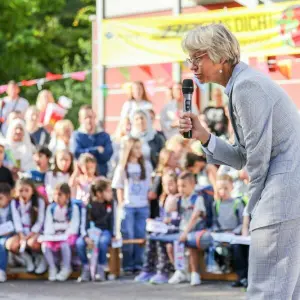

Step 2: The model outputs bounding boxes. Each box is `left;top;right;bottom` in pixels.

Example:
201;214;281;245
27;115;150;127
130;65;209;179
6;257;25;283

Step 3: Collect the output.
108;239;145;277
8;240;237;282
7;268;80;280
108;240;237;281
198;250;237;281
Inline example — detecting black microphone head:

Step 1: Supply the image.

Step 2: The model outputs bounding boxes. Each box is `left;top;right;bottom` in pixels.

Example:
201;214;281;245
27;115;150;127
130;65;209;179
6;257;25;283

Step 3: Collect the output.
182;79;194;94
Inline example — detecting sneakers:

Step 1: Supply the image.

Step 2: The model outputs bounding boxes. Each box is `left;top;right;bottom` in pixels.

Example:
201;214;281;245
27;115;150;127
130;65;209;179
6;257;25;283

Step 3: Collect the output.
168;270;188;284
190;272;201;286
0;270;7;283
77;265;91;282
232;278;248;288
48;267;57;281
56;267;72;282
134;271;155;283
95;265;105;281
22;252;35;273
35;256;48;275
149;273;169;284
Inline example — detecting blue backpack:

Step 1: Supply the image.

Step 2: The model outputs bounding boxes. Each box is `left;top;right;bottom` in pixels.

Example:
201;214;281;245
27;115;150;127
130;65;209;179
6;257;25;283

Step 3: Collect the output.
50;202;73;221
197;185;214;229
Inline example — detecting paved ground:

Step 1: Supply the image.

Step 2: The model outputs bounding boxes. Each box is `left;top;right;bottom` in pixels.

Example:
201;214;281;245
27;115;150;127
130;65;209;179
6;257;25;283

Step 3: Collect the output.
0;279;246;300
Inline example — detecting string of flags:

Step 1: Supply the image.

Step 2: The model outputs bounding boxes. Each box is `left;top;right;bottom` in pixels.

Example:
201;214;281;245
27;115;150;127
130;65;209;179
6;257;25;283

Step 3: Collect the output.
0;70;90;94
0;63;175;97
0;59;292;97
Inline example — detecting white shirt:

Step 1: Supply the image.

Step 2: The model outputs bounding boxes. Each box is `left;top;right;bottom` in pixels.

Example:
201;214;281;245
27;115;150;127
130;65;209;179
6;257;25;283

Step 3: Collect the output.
112;161;153;208
18;198;45;235
179;194;206;232
44;203;80;236
120;100;153;120
1;97;29;135
0;200;23;233
45;171;70;203
48;138;70;155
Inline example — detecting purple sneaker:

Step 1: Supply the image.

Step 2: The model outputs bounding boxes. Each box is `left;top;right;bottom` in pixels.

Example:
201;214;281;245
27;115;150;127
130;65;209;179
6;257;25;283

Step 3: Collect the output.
149;273;169;284
134;271;155;282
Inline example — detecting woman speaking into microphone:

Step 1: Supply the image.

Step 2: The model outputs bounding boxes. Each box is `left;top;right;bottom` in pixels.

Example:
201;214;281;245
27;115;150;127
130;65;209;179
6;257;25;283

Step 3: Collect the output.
179;23;300;300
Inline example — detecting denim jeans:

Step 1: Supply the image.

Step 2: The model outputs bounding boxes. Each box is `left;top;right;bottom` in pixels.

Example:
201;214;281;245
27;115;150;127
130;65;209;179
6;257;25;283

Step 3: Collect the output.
0;237;8;271
76;230;112;265
121;206;149;271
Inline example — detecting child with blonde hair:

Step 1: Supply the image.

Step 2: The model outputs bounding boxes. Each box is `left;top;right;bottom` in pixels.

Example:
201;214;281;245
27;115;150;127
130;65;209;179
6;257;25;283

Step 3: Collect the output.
48;119;74;154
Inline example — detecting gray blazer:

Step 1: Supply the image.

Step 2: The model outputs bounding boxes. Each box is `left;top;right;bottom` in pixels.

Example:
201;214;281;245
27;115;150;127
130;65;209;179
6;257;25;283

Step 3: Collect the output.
205;62;300;231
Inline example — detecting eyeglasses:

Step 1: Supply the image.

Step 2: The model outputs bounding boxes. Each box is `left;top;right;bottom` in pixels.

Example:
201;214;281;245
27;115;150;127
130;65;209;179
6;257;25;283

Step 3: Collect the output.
186;53;207;66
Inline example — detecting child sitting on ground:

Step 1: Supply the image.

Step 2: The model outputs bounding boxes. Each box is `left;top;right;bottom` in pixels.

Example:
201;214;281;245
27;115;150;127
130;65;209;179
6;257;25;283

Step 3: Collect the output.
0;183;23;282
76;178;114;282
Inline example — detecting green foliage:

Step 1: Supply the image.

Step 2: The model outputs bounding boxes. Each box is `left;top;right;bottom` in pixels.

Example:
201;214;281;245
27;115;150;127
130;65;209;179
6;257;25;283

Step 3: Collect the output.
0;0;95;126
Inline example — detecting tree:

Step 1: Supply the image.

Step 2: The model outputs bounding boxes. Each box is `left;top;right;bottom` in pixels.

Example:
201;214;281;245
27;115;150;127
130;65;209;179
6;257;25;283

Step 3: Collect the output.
0;0;95;126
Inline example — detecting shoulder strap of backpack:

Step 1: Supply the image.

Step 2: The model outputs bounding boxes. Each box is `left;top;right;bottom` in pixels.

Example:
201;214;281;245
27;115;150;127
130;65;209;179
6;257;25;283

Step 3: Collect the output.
50;202;57;216
215;199;221;216
233;196;247;218
67;202;73;221
177;197;182;215
190;194;198;206
8;201;13;221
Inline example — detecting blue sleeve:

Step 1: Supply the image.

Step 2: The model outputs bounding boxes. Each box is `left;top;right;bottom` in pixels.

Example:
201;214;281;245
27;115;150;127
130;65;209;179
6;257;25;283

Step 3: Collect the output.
71;132;113;163
96;134;113;163
71;132;102;159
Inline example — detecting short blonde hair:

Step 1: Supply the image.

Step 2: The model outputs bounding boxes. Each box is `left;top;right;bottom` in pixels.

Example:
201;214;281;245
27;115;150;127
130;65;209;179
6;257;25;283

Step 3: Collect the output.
54;119;74;136
165;134;185;151
182;23;240;66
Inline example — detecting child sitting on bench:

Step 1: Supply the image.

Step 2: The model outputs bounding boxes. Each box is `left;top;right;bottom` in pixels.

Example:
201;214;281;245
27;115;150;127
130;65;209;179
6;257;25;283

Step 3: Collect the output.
76;178;114;282
135;171;179;284
212;174;247;288
0;183;23;282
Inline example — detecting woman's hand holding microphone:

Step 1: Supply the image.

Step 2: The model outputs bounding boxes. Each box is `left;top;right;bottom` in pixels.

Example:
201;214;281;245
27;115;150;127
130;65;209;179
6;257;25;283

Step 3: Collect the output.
179;112;211;144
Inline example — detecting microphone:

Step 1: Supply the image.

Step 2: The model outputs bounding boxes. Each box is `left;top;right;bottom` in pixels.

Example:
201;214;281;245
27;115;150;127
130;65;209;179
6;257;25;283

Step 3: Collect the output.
182;79;194;139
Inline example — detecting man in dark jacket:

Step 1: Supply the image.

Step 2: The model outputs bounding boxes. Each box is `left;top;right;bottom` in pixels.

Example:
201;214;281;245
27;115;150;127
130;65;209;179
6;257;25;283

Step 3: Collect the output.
71;105;113;176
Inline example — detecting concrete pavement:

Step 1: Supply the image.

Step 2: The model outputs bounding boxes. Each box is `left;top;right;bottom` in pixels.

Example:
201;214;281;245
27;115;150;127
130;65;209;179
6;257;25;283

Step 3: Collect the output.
0;279;246;300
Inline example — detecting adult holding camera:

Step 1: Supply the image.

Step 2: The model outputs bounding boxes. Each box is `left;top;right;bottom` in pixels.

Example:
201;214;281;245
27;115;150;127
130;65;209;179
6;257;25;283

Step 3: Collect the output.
179;23;300;300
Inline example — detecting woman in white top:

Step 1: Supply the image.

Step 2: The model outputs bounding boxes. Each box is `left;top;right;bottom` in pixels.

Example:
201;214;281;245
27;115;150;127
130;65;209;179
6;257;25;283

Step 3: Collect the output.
120;81;153;120
5;119;36;172
120;110;165;169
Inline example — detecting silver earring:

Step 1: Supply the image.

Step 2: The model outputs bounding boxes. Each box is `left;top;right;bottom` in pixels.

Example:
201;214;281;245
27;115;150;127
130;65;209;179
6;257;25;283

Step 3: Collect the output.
219;69;223;74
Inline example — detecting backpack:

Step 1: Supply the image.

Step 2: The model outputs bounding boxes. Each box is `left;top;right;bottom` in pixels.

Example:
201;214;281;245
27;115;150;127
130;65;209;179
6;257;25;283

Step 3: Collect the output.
196;185;214;229
177;193;206;231
177;193;199;214
215;195;248;219
50;202;73;221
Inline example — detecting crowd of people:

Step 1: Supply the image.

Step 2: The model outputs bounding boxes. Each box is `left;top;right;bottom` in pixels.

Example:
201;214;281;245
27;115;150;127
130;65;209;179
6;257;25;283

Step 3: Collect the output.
0;79;250;289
